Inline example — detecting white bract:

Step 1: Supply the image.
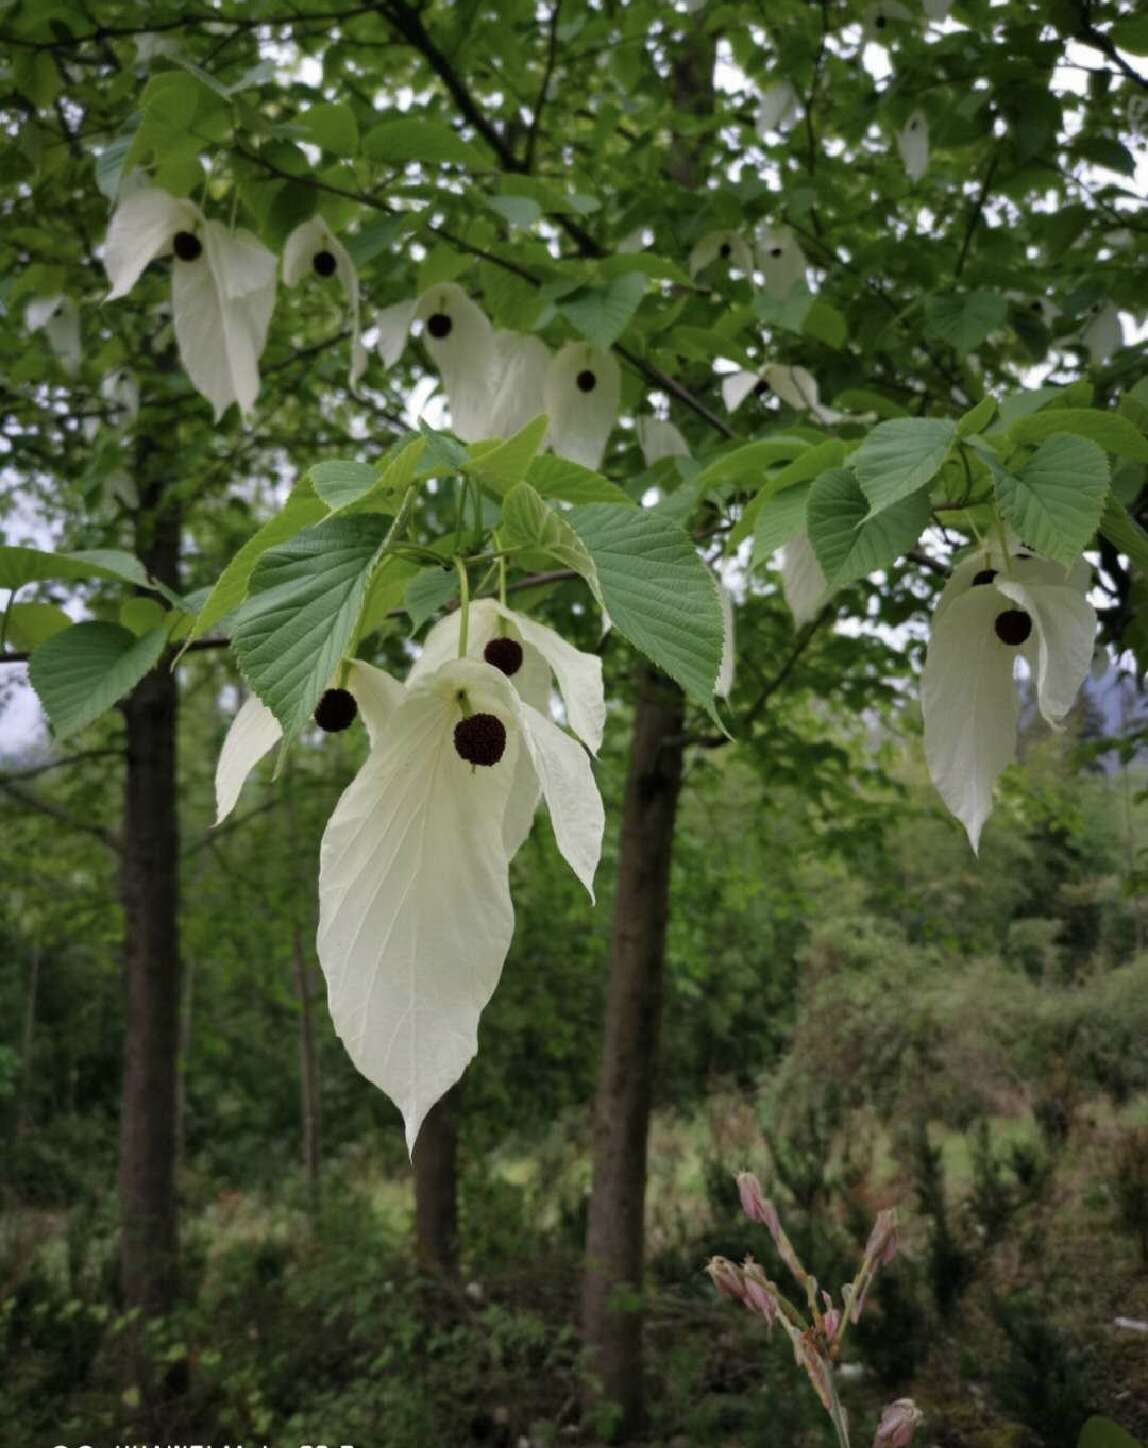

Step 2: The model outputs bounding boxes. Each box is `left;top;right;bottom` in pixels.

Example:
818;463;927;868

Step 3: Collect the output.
757;80;800;135
780;532;829;626
1080;301;1123;365
317;653;604;1151
722;361;848;427
544;341;621;469
897;111;929;182
863;1;915;41
636;415;690;466
922;549;1096;852
688;230;755;280
25;295;82;373
755;226;807;300
103;187;276;420
282;215;366;391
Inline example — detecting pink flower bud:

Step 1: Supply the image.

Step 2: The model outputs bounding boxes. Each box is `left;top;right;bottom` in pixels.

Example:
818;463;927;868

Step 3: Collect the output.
865;1209;898;1267
742;1265;779;1329
706;1256;746;1303
737;1171;778;1232
820;1290;841;1343
873;1398;923;1448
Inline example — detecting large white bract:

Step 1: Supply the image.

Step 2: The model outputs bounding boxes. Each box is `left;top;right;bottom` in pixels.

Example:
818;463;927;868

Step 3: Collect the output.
282;215;366;391
103;187;276;420
922;549;1096;852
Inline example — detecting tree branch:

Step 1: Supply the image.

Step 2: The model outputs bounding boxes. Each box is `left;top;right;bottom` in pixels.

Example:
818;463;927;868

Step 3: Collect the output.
525;1;562;173
0;778;121;852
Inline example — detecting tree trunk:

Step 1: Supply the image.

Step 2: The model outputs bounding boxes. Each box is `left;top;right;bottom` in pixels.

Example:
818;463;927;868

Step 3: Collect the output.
413;1089;459;1274
117;485;183;1412
16;947;41;1137
581;666;685;1437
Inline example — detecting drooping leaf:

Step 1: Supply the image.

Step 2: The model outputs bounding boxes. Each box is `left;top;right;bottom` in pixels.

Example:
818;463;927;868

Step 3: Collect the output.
231;515;391;738
851;418;957;515
0;546;153;593
526;454;635;506
569;504;724;710
1007;408;1148;463
557;272;646;350
28;622;167;739
923;291;1007;356
993;434;1109;567
467;414;549;494
728;440;847;549
2;601;72;651
362;117;481;168
502;483;602;600
1099;495;1148;574
807;466;931;588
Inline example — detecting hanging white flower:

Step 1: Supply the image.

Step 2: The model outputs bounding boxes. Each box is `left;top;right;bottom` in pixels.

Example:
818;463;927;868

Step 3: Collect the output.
757;81;800;135
82;367;140;443
317;653;604;1151
755;225;807;300
25;295;82;373
716;583;736;700
897;111;929;182
103;187;276;420
922;548;1096;852
780;532;829;626
282;215;366;392
862;1;915;41
721;361;848;427
636;415;690;466
922;0;954;18
688;230;756;280
486;331;551;439
1080;301;1123;365
544;341;621;469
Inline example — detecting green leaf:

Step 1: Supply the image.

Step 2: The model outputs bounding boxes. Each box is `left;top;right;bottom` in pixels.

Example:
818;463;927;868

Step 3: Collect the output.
1075;137;1136;177
956;397;997;438
486;193;542;228
802;298;847;350
232;516;392;739
2;601;71;651
526;454;635;506
309;460;378;511
404;565;458;631
0;546;154;593
698;437;811;488
753;481;812;567
502;484;602;601
297;102;358;156
728;440;848;549
851;418;957;516
993;434;1109;567
188;487;329;642
362;118;481;168
807;467;931;588
466;415;549;494
1077;1416;1143;1448
1008;409;1148;463
569;504;724;710
1099;496;1148;574
923;291;1007;356
120;598;168;637
558;272;646;350
28;622;167;740
1110;16;1148;54
94;131;135;201
345;211;421;268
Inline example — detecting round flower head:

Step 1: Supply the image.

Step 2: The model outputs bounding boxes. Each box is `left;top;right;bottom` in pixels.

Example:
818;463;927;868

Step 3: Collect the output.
454;711;507;765
922;547;1095;852
544;342;621;469
282;215;365;391
314;687;359;733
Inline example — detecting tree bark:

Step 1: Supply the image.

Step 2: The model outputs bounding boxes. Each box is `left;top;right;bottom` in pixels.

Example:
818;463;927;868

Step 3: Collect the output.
117;483;183;1410
16;947;41;1138
293;925;323;1216
581;666;685;1437
413;1089;459;1274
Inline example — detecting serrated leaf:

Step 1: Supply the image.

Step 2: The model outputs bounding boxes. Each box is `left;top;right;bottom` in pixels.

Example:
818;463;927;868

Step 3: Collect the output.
851;418;957;516
188;487;329;641
956;396;997;438
728;440;847;549
0;545;154;593
698;437;811;488
526;454;635;506
309;460;379;511
502;484;602;601
404;565;458;631
298;102;358;156
569;504;724;710
2;601;71;651
362;118;481;168
1077;1417;1143;1448
120;597;167;637
486;193;541;227
232;516;391;738
1008;408;1148;462
467;415;549;494
807;467;931;588
29;622;167;739
924;291;1007;356
1099;496;1148;573
993;434;1108;566
753;481;812;567
558;272;646;350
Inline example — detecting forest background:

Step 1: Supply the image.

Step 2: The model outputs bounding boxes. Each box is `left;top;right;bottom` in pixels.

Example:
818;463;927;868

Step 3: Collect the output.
2;0;1148;1445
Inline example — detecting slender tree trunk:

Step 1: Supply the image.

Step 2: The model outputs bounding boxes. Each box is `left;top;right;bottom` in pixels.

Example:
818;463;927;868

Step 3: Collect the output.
413;1089;459;1274
117;484;182;1412
293;925;322;1215
174;952;193;1175
581;667;685;1436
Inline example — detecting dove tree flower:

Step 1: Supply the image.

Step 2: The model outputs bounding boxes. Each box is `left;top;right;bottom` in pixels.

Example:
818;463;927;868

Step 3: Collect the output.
282;215;365;390
1080;300;1123;364
863;1;915;41
636;415;690;466
896;111;929;182
757;80;800;134
922;546;1096;852
544;340;621;469
317;652;604;1151
722;361;847;427
688;229;756;280
755;225;807;299
25;295;82;373
103;187;276;420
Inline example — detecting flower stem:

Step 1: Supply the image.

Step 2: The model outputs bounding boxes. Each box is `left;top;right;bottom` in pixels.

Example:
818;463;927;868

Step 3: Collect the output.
455;556;470;659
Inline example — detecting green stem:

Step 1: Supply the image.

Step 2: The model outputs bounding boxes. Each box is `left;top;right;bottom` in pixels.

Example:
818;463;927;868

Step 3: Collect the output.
454;556;470;659
498;554;508;609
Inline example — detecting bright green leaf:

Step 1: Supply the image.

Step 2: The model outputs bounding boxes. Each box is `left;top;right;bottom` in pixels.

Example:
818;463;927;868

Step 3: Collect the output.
558;272;646;350
298;102;358;156
807;467;931;588
956;396;997;438
467;415;549;495
851;418;957;516
924;291;1007;356
362;118;481;168
2;601;71;651
993;434;1109;566
1099;496;1148;574
728;440;848;549
526;454;635;506
502;484;602;601
29;622;167;740
1008;408;1148;462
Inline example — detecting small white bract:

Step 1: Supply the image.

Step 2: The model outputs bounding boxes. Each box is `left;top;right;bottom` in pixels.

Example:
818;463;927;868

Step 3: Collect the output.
282;215;366;391
896;111;929;182
922;547;1096;852
688;229;755;280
